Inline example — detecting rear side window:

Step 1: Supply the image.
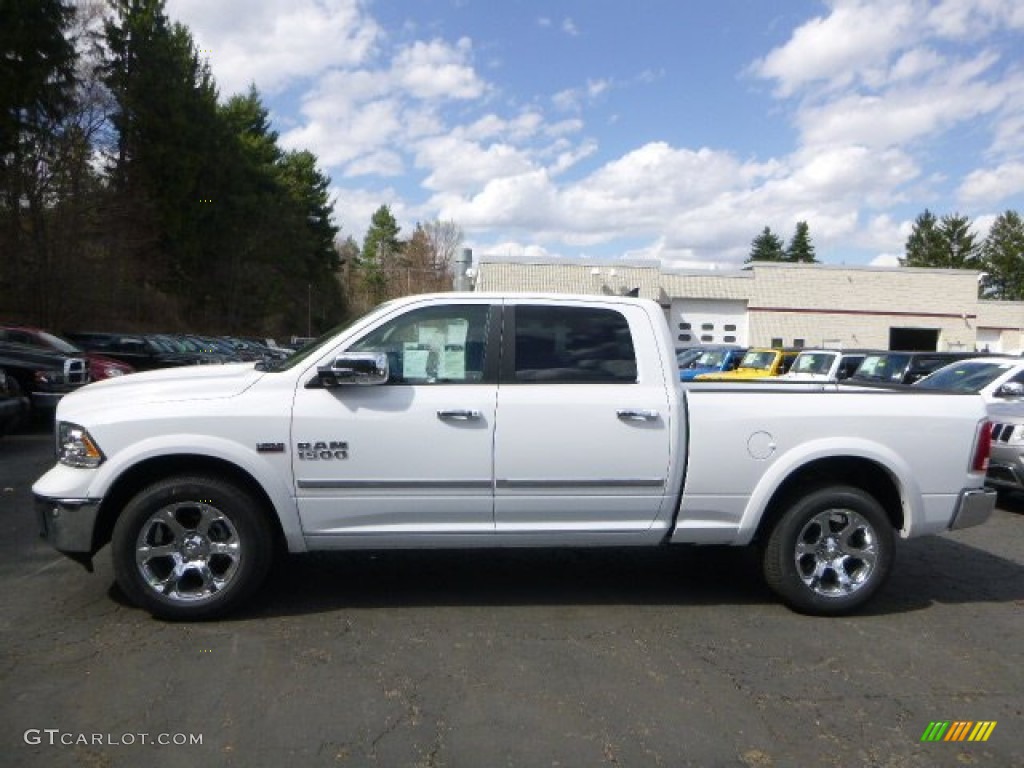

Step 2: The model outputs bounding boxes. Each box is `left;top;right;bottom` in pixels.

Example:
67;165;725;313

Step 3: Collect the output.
512;306;637;384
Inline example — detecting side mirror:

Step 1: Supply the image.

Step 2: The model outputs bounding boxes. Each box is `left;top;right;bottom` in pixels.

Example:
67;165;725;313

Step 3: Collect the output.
995;381;1024;399
317;352;389;388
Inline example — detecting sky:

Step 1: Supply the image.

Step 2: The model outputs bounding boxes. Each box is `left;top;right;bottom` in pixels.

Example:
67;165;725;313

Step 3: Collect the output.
163;0;1024;270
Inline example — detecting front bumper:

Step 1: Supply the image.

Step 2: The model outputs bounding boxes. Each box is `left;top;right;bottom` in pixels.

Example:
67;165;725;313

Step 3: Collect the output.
949;487;997;530
35;495;101;559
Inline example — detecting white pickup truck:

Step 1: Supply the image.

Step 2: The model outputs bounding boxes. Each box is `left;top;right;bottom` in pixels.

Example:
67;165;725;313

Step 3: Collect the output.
34;293;997;620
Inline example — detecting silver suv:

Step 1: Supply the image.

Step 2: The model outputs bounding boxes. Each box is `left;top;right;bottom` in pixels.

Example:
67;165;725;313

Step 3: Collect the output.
986;402;1024;493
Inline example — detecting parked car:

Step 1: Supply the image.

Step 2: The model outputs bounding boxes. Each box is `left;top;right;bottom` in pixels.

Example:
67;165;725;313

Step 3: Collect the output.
0;342;90;414
675;347;703;369
782;349;876;382
679;345;747;381
984;402;1024;494
912;357;1024;402
64;332;205;371
847;351;982;386
0;325;134;381
0;367;31;436
695;347;799;381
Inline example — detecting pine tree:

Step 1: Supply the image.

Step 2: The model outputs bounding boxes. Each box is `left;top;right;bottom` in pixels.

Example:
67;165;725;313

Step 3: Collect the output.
980;210;1024;300
747;226;785;262
0;0;78;319
785;221;817;262
360;205;402;302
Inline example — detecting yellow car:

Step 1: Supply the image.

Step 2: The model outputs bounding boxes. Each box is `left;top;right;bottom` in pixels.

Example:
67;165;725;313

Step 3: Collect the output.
695;348;799;381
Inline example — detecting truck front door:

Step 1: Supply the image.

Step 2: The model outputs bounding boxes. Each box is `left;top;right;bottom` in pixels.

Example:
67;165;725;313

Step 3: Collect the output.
292;301;499;536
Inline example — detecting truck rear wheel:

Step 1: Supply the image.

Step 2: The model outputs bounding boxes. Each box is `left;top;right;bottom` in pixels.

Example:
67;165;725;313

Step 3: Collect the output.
111;475;273;620
762;485;894;615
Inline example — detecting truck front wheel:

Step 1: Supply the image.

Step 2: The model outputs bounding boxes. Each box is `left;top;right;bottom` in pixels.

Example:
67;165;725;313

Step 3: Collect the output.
762;485;895;616
111;475;273;620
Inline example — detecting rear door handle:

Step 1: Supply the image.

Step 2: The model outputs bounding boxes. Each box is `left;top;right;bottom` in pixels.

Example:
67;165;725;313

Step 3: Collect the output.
437;409;482;421
616;409;659;422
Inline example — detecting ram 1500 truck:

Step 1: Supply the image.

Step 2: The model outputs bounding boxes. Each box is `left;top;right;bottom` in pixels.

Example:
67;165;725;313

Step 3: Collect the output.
33;293;996;620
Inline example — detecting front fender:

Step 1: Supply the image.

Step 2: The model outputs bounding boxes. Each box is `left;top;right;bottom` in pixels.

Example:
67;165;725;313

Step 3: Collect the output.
79;433;303;553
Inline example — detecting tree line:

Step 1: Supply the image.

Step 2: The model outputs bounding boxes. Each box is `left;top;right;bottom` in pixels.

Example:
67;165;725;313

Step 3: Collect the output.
902;209;1024;300
0;0;459;337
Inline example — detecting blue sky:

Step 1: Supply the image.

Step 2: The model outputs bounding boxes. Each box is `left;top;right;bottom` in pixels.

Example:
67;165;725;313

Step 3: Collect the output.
165;0;1024;269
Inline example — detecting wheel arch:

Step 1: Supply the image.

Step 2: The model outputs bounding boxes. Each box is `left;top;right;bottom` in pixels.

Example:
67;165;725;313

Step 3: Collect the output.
92;454;288;556
751;456;904;546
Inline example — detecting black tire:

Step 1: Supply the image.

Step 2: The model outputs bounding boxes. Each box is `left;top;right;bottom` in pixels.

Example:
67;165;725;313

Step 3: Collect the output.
762;485;895;616
111;475;273;620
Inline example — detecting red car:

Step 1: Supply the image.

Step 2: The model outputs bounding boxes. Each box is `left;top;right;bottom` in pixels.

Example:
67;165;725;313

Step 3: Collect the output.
0;325;135;380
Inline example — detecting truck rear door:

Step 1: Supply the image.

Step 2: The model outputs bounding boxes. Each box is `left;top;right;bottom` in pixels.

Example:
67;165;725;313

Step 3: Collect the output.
492;300;673;532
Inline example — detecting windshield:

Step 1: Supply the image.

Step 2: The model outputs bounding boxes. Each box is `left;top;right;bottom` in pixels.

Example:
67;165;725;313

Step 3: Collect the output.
738;350;777;371
37;330;83;354
790;352;835;375
854;354;910;381
914;360;1016;392
692;349;730;367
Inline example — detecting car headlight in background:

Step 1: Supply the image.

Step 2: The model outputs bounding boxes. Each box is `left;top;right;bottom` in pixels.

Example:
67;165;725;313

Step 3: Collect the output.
101;366;125;378
57;422;105;468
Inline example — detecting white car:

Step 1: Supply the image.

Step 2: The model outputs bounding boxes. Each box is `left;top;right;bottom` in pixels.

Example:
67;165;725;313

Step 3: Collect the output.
912;356;1024;402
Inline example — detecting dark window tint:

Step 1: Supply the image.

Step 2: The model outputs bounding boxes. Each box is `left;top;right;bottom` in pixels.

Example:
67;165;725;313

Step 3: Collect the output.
514;306;637;384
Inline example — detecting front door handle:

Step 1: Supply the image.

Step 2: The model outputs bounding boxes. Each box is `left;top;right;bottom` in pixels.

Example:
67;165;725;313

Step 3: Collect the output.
617;409;659;422
437;409;482;421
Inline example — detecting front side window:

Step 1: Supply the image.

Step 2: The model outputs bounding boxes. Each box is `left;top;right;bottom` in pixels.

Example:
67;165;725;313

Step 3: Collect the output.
349;304;490;384
513;306;637;384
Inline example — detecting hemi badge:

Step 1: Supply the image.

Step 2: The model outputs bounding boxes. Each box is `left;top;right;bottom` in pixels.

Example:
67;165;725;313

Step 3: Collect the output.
256;442;286;453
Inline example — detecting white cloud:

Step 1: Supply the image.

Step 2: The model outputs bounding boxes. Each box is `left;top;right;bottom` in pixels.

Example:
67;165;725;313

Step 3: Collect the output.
959;161;1024;203
752;1;918;97
392;38;487;101
167;0;380;95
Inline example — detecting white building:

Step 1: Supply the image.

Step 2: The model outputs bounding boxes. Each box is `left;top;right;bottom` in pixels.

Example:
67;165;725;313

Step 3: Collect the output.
472;257;1024;354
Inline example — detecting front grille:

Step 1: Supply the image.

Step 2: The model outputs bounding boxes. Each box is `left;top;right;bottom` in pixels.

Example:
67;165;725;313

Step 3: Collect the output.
64;358;88;385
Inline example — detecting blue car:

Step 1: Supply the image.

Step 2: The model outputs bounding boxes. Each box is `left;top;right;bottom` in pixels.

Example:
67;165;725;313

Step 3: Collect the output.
679;346;747;381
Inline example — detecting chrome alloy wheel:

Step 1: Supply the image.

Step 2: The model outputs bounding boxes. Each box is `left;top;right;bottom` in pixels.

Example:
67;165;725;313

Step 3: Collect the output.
793;508;878;598
134;502;242;602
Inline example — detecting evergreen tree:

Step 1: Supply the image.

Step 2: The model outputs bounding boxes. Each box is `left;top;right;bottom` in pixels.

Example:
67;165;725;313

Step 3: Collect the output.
785;221;817;263
747;226;785;262
0;0;78;319
940;213;981;269
360;205;402;302
980;210;1024;300
901;209;981;269
102;0;223;317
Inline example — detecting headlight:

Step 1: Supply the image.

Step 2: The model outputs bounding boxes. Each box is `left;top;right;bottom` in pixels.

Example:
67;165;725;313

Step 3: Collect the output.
102;366;125;378
57;422;105;468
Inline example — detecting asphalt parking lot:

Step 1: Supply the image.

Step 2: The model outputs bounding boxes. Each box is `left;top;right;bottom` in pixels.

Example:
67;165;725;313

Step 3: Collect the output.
1;428;1022;767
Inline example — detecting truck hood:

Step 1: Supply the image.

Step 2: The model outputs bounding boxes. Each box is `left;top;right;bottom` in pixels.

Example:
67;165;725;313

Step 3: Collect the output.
62;362;265;409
